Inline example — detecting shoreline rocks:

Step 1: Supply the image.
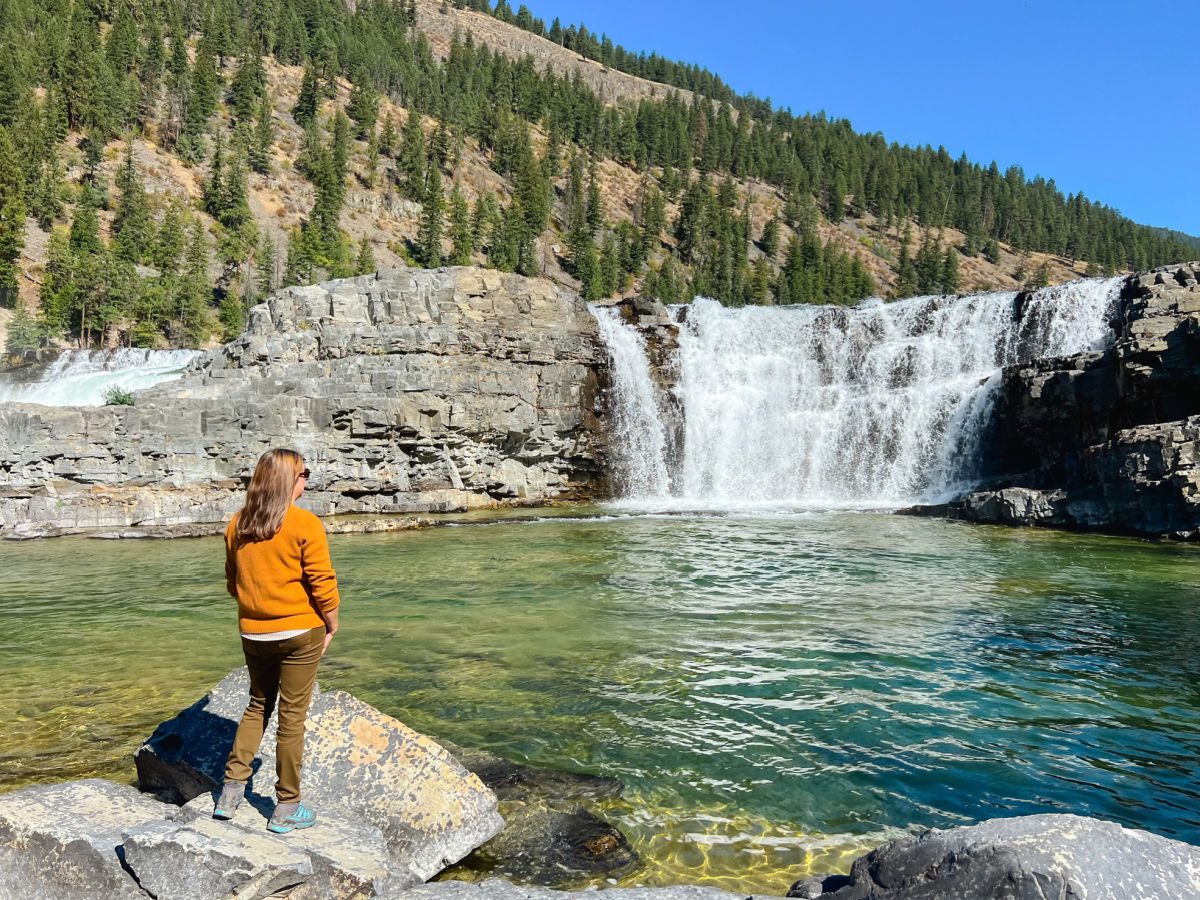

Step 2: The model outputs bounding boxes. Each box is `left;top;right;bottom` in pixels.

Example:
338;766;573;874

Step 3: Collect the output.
787;814;1200;899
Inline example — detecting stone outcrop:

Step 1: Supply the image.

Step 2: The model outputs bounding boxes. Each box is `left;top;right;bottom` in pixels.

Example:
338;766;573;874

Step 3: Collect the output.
0;779;169;900
786;814;1200;899
0;267;608;537
909;262;1200;538
136;668;504;888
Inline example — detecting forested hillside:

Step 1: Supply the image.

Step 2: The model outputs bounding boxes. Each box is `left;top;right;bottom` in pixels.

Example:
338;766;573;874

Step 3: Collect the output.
0;0;1193;352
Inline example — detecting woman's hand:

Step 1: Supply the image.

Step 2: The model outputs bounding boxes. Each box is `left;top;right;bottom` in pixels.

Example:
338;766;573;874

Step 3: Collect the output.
321;608;339;656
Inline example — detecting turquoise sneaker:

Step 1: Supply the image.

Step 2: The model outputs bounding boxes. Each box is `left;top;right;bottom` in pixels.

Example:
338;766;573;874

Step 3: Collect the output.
212;782;245;820
267;801;316;834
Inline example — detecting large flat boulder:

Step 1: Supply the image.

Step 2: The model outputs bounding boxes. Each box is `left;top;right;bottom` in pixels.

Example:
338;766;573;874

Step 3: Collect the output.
135;668;504;888
0;779;165;900
787;814;1200;899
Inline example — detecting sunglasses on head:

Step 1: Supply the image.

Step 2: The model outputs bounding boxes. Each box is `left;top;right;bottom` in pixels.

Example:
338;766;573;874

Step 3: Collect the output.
298;469;311;479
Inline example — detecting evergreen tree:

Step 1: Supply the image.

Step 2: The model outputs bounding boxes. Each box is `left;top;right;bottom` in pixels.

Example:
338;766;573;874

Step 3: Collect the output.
397;111;426;201
5;298;40;354
379;113;396;156
0;127;24;307
895;225;918;298
354;237;376;275
942;246;960;293
760;217;780;258
249;93;274;174
113;143;152;263
218;288;245;338
179;218;212;344
254;234;279;298
229;49;265;122
153;201;187;276
293;64;319;128
417;165;444;266
347;79;379;140
448;185;473;265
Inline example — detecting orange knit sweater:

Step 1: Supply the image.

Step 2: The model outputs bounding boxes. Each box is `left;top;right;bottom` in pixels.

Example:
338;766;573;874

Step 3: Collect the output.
225;505;340;634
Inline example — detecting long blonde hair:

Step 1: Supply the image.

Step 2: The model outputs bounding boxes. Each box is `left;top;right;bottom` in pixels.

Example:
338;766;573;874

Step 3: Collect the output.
236;448;303;542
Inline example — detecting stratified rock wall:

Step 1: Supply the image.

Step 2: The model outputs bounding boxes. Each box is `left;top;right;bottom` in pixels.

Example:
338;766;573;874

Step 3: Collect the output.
920;262;1200;538
0;268;607;537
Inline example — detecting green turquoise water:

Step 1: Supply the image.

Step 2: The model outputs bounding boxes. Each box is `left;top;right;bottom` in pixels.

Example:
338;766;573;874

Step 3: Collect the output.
2;509;1199;893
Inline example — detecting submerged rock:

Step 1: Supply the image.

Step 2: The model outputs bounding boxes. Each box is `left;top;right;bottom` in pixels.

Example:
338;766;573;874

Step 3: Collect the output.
438;740;640;886
135;668;504;889
786;814;1200;899
387;877;785;899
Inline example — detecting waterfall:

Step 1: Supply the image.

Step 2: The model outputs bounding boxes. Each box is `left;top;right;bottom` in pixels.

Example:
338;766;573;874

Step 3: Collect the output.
590;305;672;499
0;349;200;407
597;277;1121;510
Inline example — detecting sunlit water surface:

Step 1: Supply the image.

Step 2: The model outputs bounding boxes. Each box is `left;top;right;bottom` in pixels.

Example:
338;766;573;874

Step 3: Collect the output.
2;509;1199;894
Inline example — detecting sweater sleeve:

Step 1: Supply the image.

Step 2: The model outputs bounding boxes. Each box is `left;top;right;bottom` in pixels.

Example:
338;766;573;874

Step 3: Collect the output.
224;517;238;599
300;515;340;614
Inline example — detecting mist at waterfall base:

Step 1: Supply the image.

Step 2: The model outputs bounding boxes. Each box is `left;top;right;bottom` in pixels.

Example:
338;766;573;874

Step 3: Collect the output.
0;349;199;406
595;278;1121;512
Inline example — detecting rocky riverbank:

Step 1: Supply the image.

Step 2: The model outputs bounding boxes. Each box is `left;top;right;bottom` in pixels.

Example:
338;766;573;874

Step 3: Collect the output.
904;262;1200;539
3;672;1198;899
0;268;611;538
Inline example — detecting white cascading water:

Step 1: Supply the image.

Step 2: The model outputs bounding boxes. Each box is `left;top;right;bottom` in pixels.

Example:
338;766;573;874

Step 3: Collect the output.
0;349;199;407
590;305;672;498
594;277;1121;509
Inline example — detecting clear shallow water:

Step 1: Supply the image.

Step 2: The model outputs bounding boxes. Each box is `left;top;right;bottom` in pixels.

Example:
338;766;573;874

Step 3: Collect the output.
2;510;1199;893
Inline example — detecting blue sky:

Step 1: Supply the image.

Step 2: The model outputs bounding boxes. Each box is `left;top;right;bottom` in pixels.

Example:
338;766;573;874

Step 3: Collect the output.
518;0;1199;236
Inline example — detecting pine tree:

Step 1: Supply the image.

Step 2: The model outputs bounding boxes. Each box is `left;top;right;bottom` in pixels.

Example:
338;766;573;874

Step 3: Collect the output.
179;218;212;344
895;224;918;298
586;161;603;230
249;94;274;174
254;234;278;298
0;127;25;307
293;64;320;128
153;201;187;276
347;79;379;140
113;143;152;263
942;246;960;294
448;185;473;265
354;237;375;275
417;165;444;267
379;113;396;156
5;298;40;354
760;218;780;258
397;111;426;201
229;49;265;123
218;288;245;339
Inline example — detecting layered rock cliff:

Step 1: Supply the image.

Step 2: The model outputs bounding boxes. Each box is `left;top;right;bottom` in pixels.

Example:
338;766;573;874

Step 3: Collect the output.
912;262;1200;539
0;268;608;537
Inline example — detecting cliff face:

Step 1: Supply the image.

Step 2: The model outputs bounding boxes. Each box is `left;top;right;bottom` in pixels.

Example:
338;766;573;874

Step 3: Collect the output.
916;262;1200;539
0;268;607;537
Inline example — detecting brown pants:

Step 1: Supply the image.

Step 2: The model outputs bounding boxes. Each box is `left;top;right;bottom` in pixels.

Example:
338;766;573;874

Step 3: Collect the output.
224;626;325;803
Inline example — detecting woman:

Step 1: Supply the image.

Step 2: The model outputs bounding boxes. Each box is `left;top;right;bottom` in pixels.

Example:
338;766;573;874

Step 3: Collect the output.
213;448;340;834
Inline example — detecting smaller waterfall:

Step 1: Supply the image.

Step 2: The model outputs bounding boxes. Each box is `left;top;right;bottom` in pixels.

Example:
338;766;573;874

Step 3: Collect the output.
0;349;200;407
590;305;672;499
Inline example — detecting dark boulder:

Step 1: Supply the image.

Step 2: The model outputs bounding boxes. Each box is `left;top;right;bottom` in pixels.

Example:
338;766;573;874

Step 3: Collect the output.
786;814;1200;899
